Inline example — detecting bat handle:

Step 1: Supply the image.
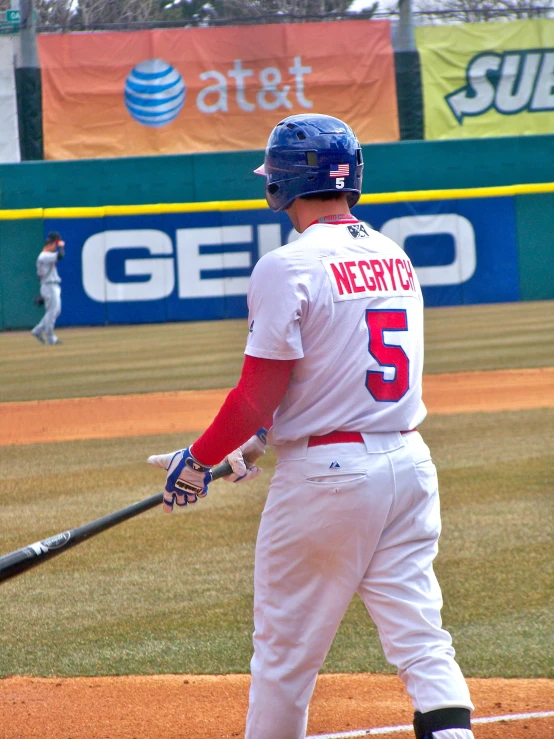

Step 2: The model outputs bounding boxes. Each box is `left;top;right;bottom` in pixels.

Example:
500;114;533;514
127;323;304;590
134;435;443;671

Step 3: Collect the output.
210;427;268;479
165;429;268;491
211;459;233;480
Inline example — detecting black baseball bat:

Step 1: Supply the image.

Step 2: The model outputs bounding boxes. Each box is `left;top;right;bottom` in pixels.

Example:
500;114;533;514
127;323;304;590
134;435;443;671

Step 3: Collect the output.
0;459;233;584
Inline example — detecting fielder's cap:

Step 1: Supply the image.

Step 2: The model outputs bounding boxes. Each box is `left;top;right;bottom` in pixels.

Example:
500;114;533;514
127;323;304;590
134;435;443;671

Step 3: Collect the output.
47;231;62;241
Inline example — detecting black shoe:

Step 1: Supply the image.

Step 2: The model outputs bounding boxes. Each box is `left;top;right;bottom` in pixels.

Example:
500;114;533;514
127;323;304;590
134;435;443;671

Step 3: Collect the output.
31;329;45;344
46;338;63;345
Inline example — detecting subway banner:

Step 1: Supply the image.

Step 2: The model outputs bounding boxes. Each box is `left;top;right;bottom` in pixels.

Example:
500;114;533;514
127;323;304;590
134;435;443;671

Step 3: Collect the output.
416;18;554;140
43;196;519;327
38;21;398;161
0;37;20;163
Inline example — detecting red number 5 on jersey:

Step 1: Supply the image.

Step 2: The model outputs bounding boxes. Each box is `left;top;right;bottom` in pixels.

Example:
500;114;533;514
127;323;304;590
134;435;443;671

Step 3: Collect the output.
365;309;409;402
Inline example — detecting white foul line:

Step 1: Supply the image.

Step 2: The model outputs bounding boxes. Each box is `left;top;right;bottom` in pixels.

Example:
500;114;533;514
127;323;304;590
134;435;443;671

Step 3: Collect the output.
473;711;554;724
306;710;554;738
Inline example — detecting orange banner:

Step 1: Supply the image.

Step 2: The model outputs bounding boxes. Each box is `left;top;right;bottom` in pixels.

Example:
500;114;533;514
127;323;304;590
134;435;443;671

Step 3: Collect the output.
38;21;398;160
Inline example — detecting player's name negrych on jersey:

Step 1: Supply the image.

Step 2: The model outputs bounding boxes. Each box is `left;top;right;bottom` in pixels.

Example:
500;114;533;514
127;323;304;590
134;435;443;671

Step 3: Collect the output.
323;257;418;301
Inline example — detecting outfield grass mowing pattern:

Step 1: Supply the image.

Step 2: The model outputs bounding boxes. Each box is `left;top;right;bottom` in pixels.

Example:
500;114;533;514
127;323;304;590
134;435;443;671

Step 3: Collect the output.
1;300;554;402
0;302;553;679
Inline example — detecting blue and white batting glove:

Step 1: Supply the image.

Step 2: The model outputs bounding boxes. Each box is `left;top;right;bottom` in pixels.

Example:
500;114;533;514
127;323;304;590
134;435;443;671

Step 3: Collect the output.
222;428;268;484
147;446;212;513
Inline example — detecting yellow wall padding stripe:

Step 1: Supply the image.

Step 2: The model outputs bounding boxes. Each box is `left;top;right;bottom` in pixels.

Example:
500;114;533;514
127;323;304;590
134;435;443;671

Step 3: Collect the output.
358;181;554;204
35;199;270;219
1;183;554;220
0;208;44;220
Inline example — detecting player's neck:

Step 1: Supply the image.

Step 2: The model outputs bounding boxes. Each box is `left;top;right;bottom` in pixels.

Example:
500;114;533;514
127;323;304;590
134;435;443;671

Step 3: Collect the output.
288;196;353;233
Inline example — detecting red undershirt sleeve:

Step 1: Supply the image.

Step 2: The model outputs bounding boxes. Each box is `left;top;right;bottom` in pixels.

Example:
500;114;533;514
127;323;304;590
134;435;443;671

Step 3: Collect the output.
190;355;295;466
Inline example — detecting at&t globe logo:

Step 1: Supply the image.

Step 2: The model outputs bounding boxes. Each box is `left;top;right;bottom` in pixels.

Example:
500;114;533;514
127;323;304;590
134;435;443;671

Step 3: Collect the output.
124;59;186;127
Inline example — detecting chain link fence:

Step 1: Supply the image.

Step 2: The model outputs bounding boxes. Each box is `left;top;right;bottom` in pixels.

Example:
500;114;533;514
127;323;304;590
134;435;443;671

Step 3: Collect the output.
0;4;548;34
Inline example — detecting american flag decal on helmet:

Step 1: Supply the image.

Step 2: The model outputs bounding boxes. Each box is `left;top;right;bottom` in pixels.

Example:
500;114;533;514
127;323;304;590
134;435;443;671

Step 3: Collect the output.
330;163;350;177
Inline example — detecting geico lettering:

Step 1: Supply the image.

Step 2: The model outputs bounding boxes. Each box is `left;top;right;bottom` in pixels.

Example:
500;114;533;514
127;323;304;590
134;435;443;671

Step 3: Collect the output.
446;49;554;123
82;230;175;302
79;215;478;305
324;258;419;302
197;56;312;114
82;226;264;303
380;214;476;287
176;226;252;298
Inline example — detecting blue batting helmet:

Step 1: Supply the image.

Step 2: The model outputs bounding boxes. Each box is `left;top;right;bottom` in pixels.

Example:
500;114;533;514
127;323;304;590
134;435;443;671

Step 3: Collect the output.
254;114;363;213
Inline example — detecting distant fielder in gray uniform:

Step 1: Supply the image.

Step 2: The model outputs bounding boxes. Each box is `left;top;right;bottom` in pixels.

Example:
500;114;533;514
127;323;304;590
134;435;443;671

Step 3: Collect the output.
31;231;66;346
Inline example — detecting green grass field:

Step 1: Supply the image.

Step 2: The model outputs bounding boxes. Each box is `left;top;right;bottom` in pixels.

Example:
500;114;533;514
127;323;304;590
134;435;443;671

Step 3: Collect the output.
0;301;553;679
2;299;554;402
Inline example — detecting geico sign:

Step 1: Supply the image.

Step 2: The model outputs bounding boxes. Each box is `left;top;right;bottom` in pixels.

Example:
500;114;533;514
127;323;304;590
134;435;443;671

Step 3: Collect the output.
379;215;476;286
82;215;476;302
82;226;282;302
446;49;554;122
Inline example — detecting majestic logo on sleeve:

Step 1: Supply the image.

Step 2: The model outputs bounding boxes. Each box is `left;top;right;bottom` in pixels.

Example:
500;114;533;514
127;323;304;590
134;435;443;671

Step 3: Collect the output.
347;223;369;239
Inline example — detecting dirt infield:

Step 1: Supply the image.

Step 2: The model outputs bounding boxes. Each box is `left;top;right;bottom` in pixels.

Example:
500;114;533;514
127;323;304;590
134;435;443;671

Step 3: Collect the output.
1;367;553;738
3;367;554;447
2;674;553;739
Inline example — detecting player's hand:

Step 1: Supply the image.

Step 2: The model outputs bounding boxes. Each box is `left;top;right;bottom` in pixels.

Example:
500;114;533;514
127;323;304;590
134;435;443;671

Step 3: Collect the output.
222;427;268;484
147;446;212;513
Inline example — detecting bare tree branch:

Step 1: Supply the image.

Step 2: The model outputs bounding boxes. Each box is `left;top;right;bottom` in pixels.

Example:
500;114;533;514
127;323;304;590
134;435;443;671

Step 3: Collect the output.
24;0;554;31
413;0;554;23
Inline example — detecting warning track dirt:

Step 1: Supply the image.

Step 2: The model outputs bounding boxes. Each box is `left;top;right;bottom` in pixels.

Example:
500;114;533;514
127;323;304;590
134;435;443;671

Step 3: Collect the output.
2;367;554;447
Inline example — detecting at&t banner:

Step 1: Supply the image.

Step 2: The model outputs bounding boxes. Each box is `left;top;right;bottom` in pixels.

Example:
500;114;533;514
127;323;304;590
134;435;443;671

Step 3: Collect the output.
38;21;399;160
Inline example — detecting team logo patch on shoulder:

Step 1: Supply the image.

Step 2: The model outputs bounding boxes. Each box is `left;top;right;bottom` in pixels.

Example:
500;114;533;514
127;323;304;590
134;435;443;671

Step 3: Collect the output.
347;223;369;239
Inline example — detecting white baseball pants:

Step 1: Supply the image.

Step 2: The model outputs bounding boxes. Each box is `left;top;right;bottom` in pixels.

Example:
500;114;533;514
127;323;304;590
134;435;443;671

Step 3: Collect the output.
244;431;473;739
34;283;61;343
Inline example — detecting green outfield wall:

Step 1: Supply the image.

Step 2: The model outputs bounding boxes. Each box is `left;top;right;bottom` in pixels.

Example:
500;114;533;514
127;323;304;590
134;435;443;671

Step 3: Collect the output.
0;217;43;330
1;135;554;210
1;181;553;331
515;193;554;302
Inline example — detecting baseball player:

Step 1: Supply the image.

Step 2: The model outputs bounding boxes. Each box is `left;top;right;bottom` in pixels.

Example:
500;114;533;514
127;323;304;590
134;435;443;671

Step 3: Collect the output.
148;114;475;739
31;231;65;345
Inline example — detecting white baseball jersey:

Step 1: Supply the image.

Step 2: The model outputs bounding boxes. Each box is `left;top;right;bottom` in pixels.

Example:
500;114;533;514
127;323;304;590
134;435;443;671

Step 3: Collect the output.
245;221;427;445
37;251;61;285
